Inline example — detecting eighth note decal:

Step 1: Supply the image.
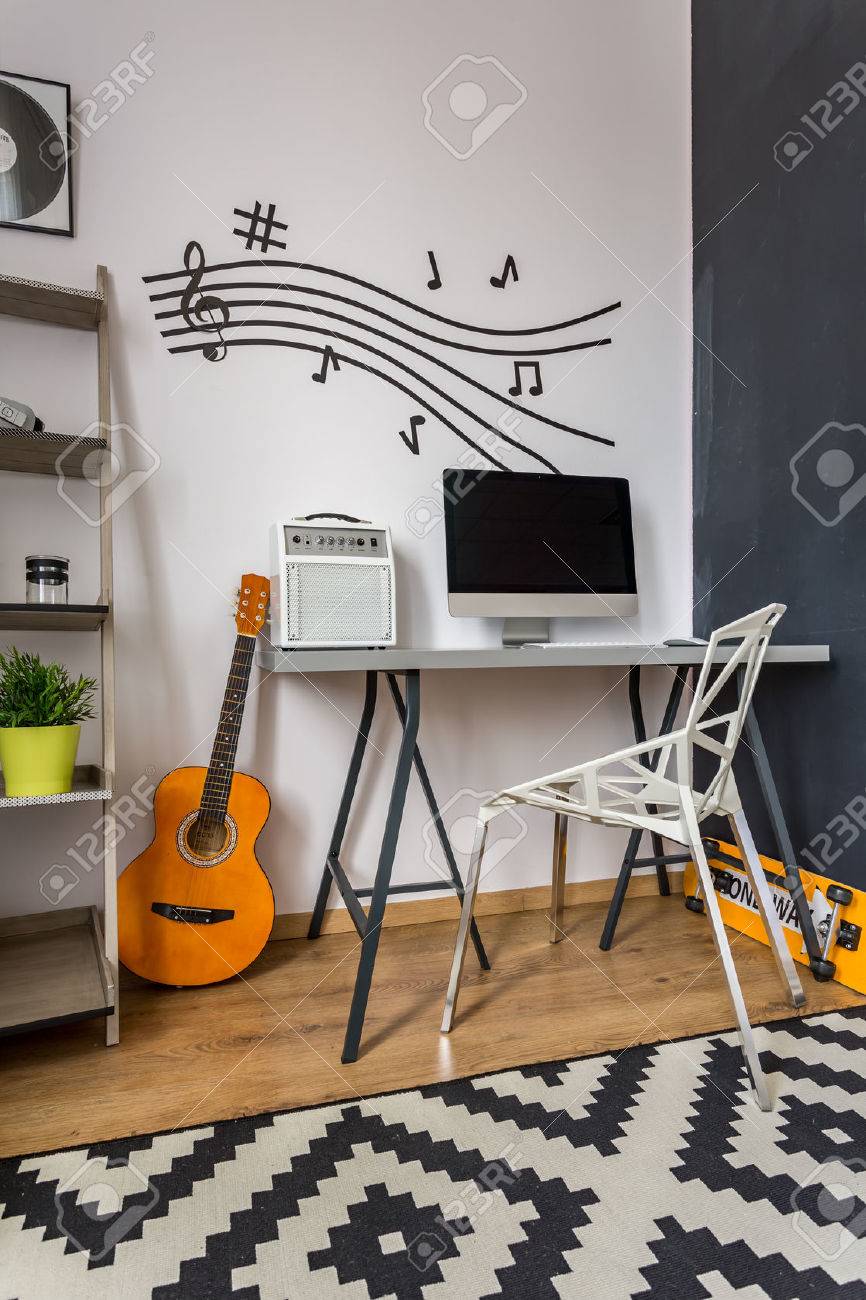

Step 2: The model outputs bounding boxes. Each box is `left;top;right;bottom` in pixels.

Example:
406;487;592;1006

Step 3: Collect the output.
143;213;620;470
312;345;340;384
490;254;518;288
509;359;542;397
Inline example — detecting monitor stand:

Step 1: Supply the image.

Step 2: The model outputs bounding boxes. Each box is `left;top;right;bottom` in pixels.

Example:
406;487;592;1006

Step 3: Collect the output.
502;617;550;647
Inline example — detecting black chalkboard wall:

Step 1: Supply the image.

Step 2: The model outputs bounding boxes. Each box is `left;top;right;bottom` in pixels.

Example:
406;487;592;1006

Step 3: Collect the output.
692;1;866;888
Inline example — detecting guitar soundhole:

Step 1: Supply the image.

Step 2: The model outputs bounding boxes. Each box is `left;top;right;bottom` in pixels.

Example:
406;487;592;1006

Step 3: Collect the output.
187;815;229;859
176;811;239;867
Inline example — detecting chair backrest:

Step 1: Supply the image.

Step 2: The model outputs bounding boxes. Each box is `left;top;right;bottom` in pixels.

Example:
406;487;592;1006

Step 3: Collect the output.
683;604;785;818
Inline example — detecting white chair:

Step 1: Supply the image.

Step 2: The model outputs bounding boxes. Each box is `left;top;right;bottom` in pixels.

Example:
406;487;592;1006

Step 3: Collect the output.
441;605;805;1111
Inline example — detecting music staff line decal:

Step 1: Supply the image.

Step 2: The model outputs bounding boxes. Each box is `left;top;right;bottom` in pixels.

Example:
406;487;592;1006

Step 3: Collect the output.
143;238;621;470
146;251;620;337
155;290;613;435
155;280;617;358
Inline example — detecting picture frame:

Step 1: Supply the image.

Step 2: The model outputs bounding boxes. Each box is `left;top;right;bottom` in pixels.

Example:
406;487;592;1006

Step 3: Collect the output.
0;70;73;237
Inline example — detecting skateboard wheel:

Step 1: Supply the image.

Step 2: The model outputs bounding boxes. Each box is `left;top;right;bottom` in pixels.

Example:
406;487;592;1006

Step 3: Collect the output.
715;870;734;895
685;896;705;913
809;957;836;981
827;884;854;907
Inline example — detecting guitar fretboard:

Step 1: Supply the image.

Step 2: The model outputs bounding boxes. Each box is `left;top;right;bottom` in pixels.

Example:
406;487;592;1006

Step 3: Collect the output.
198;634;256;822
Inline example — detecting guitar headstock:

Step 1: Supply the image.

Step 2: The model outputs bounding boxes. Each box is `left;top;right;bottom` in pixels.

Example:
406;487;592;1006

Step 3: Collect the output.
235;574;270;638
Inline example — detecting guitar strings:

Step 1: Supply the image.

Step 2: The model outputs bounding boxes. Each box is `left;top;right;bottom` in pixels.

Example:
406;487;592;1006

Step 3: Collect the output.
185;632;256;913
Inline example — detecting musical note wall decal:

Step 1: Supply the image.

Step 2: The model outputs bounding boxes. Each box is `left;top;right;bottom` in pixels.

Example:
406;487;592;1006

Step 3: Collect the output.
426;250;442;290
508;359;542;397
179;241;230;363
312;345;340;383
232;200;288;253
490;254;518;288
398;414;425;455
144;231;621;467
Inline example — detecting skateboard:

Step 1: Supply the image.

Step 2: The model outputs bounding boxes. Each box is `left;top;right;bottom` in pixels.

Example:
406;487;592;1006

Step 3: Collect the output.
683;839;865;995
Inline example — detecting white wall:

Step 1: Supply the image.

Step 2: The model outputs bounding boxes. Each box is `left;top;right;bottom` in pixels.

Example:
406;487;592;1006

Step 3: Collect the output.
0;0;693;918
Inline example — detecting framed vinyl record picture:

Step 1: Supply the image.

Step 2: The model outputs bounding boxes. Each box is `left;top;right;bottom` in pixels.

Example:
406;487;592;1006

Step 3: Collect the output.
0;71;73;237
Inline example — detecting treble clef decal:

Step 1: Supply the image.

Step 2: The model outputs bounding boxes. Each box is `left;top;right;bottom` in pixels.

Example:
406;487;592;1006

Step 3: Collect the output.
180;241;230;362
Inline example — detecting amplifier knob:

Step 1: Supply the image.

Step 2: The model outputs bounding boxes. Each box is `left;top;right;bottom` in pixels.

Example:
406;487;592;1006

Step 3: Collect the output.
316;535;324;545
327;537;335;547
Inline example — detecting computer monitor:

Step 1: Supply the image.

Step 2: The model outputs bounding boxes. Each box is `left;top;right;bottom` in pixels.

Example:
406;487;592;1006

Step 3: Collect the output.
442;468;638;645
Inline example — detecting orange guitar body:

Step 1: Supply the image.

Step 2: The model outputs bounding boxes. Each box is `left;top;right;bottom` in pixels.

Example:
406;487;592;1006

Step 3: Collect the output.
118;766;274;986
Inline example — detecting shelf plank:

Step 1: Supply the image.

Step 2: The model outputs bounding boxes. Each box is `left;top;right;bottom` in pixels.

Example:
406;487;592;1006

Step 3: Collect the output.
0;604;109;632
0;273;103;331
0;907;113;1035
0;423;107;477
0;765;112;809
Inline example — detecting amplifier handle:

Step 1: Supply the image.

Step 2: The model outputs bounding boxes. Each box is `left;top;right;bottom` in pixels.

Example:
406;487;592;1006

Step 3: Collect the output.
298;513;370;524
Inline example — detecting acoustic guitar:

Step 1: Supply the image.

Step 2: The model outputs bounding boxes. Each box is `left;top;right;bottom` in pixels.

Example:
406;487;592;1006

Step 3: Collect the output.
118;575;275;986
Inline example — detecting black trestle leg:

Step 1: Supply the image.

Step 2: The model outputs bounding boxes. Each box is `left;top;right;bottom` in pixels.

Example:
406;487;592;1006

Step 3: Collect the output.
342;670;421;1064
308;668;488;1062
386;673;489;970
599;665;689;950
308;671;378;941
599;829;642;951
737;666;826;976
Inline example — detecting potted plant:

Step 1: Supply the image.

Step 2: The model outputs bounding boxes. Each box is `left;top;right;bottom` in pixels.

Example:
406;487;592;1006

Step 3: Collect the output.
0;647;97;796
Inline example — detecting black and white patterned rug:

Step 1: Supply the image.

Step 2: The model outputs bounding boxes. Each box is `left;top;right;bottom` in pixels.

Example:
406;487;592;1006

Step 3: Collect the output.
3;1006;866;1298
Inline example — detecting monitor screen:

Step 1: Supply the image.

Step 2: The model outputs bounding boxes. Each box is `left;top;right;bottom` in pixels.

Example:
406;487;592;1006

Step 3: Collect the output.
443;469;636;596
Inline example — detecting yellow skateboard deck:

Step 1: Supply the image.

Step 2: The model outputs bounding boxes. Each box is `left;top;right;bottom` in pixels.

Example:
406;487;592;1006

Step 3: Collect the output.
684;840;866;995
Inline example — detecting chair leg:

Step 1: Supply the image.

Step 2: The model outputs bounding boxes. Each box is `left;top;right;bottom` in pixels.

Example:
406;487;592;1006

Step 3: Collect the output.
441;814;488;1033
729;809;806;1009
550;813;568;943
682;800;772;1111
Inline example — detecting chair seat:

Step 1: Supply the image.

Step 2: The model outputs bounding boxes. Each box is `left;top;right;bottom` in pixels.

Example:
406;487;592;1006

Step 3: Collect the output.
490;783;690;844
481;730;727;847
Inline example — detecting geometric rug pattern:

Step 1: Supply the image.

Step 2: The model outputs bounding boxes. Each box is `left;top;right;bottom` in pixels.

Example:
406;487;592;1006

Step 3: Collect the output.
2;1005;866;1298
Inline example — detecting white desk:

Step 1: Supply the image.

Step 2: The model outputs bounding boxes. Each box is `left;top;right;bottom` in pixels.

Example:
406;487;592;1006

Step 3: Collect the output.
258;643;829;673
259;642;831;1061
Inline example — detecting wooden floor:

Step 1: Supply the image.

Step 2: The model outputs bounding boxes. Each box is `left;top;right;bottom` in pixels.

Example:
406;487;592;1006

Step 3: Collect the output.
1;894;862;1158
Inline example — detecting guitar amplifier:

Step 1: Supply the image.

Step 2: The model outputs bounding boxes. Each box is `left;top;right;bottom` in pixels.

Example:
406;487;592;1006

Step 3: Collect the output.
270;516;396;649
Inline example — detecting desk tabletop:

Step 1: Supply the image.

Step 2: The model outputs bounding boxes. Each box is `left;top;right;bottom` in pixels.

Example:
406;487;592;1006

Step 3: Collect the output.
257;643;830;674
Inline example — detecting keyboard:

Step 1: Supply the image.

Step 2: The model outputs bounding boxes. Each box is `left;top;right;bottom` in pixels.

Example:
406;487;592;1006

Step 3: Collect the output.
522;638;709;649
523;640;638;648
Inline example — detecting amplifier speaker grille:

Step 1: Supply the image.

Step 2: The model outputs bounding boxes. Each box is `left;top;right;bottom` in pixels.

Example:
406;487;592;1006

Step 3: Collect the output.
286;561;393;643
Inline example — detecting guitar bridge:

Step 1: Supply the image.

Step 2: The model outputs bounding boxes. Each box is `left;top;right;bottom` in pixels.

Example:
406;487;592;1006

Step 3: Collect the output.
151;902;235;925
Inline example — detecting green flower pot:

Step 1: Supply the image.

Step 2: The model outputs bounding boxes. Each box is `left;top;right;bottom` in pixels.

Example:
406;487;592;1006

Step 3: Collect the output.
0;724;81;796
